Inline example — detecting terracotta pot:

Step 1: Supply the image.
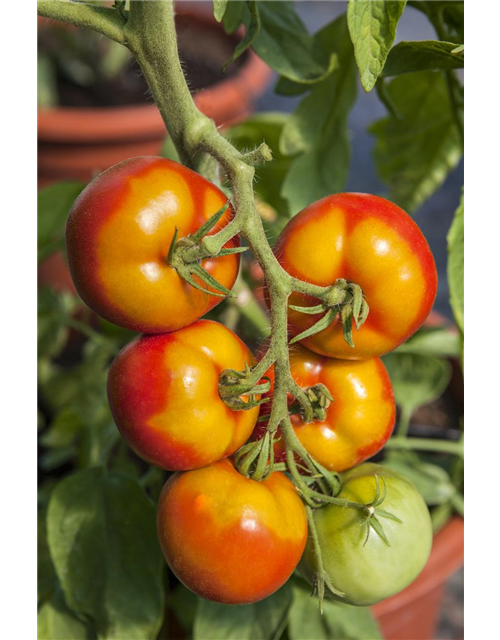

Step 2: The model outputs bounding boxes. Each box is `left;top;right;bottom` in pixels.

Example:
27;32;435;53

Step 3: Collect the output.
37;8;272;185
373;517;464;640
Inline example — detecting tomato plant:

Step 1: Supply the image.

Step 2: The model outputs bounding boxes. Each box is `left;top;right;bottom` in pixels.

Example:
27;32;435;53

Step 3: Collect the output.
66;156;240;333
156;458;308;605
273;193;438;360
254;345;395;472
108;320;259;470
301;463;433;606
36;2;464;639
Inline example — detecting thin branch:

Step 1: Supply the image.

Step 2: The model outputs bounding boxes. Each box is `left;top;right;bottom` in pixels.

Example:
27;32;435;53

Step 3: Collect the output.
37;0;127;44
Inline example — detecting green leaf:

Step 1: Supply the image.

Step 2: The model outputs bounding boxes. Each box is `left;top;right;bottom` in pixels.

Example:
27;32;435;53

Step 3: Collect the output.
280;15;356;214
408;1;464;43
383;451;456;505
213;0;228;22
223;0;260;71
370;70;462;212
38;503;57;605
288;583;381;640
447;190;464;333
193;584;291;640
394;326;460;357
250;1;336;84
40;408;85;449
383;40;464;76
383;352;452;414
39;407;87;471
222;1;335;83
38;588;95;640
38;288;80;359
222;0;247;34
347;0;406;92
39;338;119;469
38;181;85;262
47;468;164;639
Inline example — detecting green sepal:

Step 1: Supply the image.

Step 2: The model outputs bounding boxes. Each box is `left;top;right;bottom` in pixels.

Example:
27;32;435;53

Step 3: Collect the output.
289;303;326;315
217;246;249;256
290;308;336;344
190;201;230;243
189;263;236;297
341;304;355;348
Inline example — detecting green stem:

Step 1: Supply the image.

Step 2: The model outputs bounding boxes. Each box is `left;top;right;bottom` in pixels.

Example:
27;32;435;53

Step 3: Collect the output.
385;437;464;457
396;405;412;439
37;0;126;43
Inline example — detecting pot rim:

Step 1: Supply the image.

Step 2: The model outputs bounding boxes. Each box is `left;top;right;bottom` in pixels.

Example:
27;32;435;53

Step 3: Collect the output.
38;13;272;143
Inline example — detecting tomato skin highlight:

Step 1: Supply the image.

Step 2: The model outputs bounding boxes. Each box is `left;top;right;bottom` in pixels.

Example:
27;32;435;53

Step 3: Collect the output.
272;193;437;359
254;345;395;472
66;156;240;333
107;320;259;471
301;463;433;606
156;459;308;605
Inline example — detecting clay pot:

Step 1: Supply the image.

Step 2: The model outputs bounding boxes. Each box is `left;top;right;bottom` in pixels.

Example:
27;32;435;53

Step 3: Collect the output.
37;8;272;185
373;517;464;640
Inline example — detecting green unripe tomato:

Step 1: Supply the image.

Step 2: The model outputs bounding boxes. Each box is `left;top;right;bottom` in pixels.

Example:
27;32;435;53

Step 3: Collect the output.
301;463;433;606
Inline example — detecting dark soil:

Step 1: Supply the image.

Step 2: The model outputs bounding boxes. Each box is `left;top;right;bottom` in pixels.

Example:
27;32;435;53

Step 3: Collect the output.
40;14;246;108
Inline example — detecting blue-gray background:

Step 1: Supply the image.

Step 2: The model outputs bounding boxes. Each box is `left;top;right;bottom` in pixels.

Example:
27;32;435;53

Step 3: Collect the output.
254;1;464;320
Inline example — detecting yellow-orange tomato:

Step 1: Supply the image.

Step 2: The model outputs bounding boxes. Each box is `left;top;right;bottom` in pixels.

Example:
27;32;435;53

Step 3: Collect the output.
255;345;395;472
66;156;240;333
156;459;307;604
272;193;437;359
107;320;259;471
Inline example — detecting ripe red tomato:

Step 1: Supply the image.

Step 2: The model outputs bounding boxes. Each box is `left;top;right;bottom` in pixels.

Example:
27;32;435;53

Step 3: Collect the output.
255;345;395;472
156;458;307;604
300;463;433;605
66;156;240;333
107;320;259;471
273;193;437;359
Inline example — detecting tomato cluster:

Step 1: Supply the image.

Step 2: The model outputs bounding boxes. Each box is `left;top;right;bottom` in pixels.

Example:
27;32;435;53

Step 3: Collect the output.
67;157;435;607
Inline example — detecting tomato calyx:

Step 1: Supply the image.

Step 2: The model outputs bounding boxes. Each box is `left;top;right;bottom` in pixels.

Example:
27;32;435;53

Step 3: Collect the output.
359;474;403;547
289;278;369;348
302;384;334;422
234;431;284;481
218;362;271;411
166;202;246;298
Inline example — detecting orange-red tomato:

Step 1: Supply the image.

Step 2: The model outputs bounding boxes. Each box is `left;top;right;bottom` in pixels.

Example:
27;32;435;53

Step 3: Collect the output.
66;156;240;333
107;320;259;471
273;193;437;359
156;459;307;604
255;345;395;472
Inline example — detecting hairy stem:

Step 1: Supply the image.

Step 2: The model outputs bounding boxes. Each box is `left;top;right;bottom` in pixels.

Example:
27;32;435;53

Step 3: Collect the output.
37;0;127;43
